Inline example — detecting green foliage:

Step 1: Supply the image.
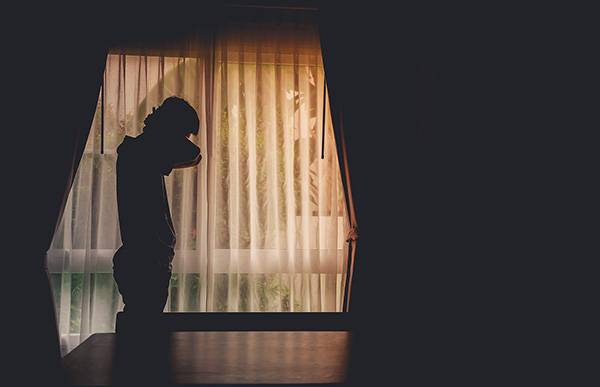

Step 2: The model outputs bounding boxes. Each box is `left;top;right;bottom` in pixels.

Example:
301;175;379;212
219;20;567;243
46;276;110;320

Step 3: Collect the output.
215;62;327;250
209;273;301;312
50;273;121;335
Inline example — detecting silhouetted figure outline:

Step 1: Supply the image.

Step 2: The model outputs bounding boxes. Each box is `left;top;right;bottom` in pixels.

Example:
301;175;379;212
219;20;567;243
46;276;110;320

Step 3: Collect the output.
113;97;201;332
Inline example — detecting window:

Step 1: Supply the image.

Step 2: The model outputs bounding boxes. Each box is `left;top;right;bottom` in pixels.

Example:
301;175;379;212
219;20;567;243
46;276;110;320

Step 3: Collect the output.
49;18;349;354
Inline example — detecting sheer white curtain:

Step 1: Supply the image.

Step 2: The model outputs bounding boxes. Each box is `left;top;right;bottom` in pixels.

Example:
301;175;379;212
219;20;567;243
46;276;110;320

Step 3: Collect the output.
211;16;348;313
49;12;348;354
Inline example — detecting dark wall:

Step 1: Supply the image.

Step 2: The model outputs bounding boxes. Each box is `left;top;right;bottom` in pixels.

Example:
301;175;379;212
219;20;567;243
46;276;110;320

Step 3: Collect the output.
7;5;107;385
320;3;595;385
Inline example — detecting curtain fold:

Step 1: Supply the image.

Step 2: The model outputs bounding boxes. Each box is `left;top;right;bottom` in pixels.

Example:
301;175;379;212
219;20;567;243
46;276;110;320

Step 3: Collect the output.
9;7;108;382
317;9;359;312
49;8;350;354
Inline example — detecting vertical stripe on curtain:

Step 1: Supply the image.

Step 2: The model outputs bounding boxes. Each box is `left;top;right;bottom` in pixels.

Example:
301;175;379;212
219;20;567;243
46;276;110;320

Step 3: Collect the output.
212;12;348;312
48;9;350;355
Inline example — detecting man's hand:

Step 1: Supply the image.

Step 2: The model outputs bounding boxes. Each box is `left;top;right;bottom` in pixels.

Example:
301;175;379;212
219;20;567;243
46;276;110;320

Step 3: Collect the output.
172;137;202;169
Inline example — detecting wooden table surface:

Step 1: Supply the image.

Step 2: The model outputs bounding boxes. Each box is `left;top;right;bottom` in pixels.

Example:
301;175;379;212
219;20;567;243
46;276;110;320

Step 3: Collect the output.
62;331;352;386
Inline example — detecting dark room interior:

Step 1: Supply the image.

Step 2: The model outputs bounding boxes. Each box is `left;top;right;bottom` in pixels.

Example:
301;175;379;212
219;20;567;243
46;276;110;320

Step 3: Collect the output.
5;1;596;385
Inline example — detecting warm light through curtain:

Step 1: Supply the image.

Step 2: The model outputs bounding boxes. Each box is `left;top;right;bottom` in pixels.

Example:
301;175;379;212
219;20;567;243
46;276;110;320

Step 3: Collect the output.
49;12;349;354
211;19;348;313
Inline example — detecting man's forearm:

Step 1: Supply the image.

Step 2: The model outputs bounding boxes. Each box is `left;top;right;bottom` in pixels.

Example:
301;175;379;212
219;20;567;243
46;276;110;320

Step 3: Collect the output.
172;138;202;169
173;152;202;168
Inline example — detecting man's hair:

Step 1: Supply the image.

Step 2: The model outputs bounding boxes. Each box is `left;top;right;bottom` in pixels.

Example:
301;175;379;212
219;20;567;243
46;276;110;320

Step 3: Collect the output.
144;96;200;137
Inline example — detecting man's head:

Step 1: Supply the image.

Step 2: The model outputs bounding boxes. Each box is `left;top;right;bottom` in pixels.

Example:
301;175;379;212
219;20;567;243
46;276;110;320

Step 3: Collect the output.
143;97;199;138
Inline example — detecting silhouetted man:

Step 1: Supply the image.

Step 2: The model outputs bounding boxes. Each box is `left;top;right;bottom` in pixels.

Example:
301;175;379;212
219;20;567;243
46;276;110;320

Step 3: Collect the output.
113;97;201;331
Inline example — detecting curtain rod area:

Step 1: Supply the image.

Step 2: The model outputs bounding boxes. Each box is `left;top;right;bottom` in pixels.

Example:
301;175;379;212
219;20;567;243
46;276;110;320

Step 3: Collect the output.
223;1;319;11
